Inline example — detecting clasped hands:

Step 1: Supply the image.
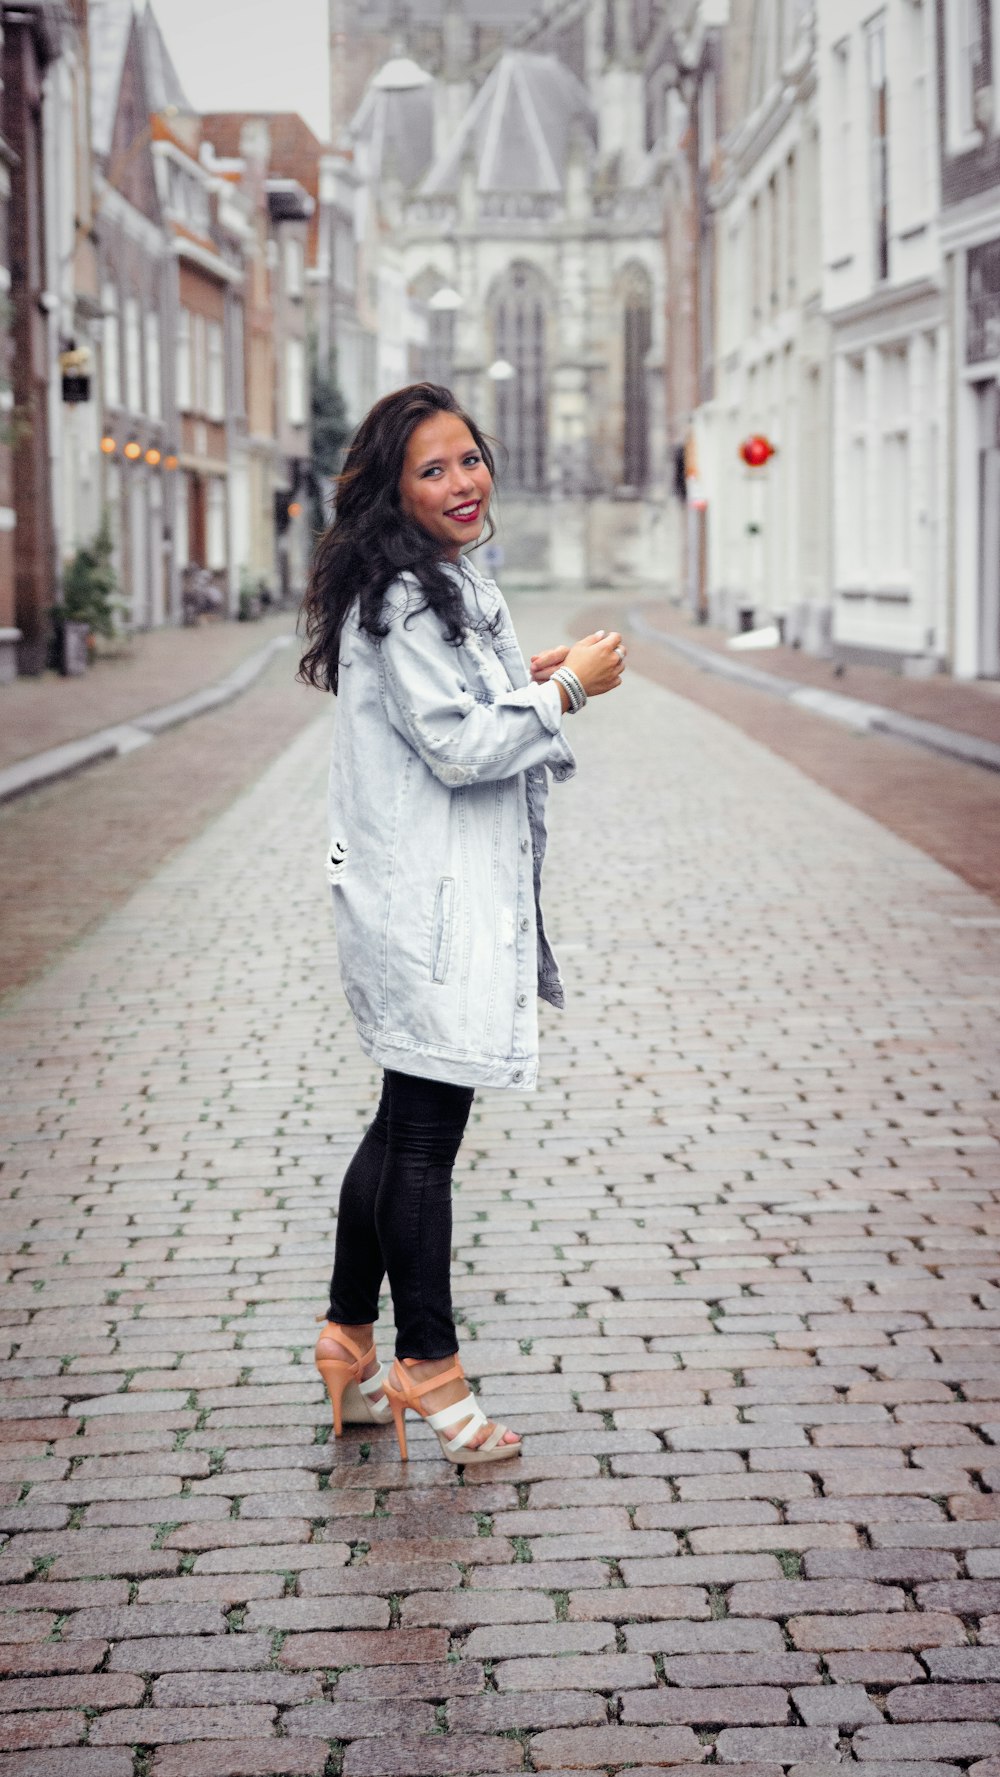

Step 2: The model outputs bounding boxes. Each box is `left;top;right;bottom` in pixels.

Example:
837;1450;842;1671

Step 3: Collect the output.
529;628;627;705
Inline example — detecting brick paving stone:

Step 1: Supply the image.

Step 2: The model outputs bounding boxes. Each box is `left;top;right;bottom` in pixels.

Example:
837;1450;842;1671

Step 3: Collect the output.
714;1728;840;1762
493;1653;656;1691
0;1674;144;1710
621;1687;789;1724
448;1690;605;1731
530;1726;704;1768
886;1685;1000;1721
89;1707;279;1744
854;1726;1000;1760
788;1613;966;1651
661;1654;820;1686
0;1714;86;1751
149;1744;330;1777
0;1756;133;1777
792;1684;883;1726
342;1735;523;1776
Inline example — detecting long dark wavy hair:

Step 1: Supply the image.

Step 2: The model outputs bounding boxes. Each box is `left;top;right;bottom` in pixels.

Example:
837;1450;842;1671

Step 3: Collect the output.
298;382;498;694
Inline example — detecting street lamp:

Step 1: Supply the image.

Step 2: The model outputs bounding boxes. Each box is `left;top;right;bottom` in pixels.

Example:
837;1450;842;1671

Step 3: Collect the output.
486;358;516;382
428;285;463;311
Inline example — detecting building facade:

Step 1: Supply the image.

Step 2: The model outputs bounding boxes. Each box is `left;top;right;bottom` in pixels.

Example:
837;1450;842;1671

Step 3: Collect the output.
701;1;830;650
818;0;946;669
937;0;1000;679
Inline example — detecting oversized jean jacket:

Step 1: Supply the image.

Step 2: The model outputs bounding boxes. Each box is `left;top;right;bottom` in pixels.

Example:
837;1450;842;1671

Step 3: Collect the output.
327;556;576;1091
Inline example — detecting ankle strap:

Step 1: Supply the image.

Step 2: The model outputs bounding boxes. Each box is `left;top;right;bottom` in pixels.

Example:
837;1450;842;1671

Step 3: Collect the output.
395;1358;465;1403
317;1323;371;1368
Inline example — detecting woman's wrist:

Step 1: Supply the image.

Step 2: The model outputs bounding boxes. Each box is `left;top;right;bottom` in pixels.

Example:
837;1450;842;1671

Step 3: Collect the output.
552;666;587;714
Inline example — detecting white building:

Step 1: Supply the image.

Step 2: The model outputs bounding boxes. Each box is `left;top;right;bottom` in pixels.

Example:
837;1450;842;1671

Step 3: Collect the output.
936;0;1000;680
817;0;947;668
703;0;831;649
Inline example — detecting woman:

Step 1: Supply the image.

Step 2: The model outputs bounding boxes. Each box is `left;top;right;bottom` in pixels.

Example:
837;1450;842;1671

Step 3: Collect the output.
299;383;626;1465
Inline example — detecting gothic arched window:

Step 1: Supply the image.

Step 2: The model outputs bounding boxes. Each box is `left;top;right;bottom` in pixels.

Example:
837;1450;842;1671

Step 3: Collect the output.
621;263;652;488
408;269;456;389
491;262;549;493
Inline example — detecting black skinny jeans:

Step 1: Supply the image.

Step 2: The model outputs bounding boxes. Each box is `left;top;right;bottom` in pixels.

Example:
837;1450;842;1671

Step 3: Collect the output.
327;1069;474;1360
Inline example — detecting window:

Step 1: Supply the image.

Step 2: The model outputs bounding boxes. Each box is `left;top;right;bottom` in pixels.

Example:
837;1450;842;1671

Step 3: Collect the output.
145;311;161;422
967;237;1000;362
768;170;780;313
879;343;910;578
866;14;890;283
192;313;207;413
831;39;852;260
490;263;549;493
286;337;306;428
844;353;867;582
621;264;652;488
750;193;762;323
786;150;797;303
230;301;246;417
949;0;993;143
902;0;930;225
176;307;192;411
207;321;225;421
699;68;716;171
284;235;304;299
206;477;227;571
124;296;143;413
102;281;121;408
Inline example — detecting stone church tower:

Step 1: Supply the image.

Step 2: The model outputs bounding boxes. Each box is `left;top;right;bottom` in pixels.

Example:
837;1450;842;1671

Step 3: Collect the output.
334;0;672;588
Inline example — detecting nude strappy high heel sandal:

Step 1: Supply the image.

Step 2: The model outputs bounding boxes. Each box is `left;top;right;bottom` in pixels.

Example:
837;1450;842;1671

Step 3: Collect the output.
314;1321;392;1435
383;1357;521;1466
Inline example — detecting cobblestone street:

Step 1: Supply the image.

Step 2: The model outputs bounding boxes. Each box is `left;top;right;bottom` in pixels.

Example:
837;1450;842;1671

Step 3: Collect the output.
2;598;1000;1776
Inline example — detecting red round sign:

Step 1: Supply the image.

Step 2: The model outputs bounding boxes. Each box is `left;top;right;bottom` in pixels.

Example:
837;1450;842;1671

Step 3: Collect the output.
740;434;775;467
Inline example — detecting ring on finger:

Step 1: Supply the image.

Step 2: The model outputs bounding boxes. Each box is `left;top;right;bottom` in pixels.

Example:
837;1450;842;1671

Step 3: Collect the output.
614;645;626;663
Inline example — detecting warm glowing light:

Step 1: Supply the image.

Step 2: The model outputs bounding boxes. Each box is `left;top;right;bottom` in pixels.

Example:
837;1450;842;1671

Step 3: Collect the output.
124;440;142;460
100;435;117;454
288;500;302;518
164;454;178;470
145;448;162;466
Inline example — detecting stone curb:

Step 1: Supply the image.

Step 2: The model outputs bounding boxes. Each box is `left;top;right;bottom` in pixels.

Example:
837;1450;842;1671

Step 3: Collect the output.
629;609;1000;775
0;632;296;806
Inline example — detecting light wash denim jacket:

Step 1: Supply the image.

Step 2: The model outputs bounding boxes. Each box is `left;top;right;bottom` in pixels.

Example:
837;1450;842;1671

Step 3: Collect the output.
326;557;576;1091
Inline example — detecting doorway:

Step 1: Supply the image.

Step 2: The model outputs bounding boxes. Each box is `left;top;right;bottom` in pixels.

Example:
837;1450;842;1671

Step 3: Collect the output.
977;380;1000;678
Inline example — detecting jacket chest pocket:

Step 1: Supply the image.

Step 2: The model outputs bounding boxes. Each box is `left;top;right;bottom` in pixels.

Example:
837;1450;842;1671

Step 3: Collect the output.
431;877;456;984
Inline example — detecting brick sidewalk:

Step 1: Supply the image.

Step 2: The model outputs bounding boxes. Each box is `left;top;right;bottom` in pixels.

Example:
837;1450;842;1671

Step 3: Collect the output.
637;599;1000;746
1;602;999;1775
0;613;298;772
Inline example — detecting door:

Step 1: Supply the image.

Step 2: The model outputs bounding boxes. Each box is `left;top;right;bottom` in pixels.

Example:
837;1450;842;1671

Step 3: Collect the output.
980;441;1000;678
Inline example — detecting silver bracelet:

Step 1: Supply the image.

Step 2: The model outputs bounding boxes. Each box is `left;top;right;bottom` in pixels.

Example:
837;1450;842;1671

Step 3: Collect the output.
552;666;587;713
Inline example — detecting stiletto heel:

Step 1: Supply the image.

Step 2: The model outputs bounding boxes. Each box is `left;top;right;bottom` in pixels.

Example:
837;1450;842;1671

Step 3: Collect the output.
314;1321;392;1433
388;1391;409;1462
383;1357;521;1466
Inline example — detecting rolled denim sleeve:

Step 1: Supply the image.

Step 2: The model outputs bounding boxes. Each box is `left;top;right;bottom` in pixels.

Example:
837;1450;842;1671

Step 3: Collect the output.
377;593;576;788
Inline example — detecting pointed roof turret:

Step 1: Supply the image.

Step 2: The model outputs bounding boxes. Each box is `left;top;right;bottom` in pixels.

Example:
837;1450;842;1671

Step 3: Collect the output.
421;50;596;196
349;54;435;187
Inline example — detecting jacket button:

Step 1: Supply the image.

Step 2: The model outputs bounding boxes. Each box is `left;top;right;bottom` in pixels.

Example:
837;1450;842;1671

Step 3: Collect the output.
519;916;529;932
512;1069;523;1082
517;992;528;1007
520;839;530;854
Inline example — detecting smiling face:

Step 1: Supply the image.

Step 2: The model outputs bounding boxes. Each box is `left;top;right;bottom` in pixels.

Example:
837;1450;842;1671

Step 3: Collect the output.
398;411;493;560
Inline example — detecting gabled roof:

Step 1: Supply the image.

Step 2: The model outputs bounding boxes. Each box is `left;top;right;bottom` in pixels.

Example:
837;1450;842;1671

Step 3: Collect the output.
90;0;192;159
89;0;133;157
138;4;190;115
421;50;595;196
349;57;435;188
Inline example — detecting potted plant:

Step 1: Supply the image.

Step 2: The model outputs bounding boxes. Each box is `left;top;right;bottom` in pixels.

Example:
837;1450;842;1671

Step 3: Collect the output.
54;515;120;674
